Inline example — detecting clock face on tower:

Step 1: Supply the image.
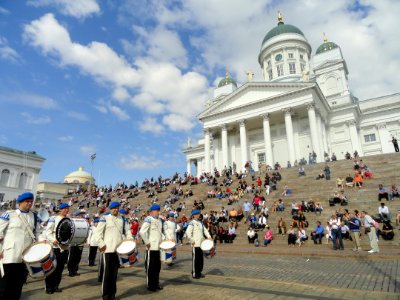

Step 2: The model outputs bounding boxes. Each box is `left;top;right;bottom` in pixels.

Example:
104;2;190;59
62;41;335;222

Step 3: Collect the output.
275;54;283;61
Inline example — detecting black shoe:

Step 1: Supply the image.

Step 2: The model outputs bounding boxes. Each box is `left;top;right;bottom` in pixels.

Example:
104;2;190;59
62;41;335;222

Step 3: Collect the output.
157;285;163;290
69;273;75;277
147;287;157;292
54;287;63;293
46;289;54;294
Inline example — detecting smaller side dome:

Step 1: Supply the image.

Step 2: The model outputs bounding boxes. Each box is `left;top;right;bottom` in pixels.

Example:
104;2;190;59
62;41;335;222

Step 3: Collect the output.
316;33;339;54
218;69;237;88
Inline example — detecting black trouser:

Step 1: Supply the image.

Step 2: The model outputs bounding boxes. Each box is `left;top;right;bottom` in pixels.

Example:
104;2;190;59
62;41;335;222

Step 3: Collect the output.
145;250;161;290
88;246;98;265
192;247;204;278
98;253;104;282
0;263;28;300
101;253;119;300
45;248;69;291
68;245;83;274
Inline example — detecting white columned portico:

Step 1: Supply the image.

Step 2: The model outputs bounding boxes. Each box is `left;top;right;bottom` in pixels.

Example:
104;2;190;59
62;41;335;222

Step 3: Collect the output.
315;112;324;158
377;123;393;153
348;120;362;155
283;108;296;164
307;103;321;162
221;124;229;168
262;114;273;166
321;121;329;154
204;129;211;173
239;120;248;170
186;159;191;175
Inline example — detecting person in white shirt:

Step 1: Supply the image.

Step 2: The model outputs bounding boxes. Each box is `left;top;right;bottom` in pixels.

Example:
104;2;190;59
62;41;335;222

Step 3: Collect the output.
360;211;380;253
247;227;258;243
87;218;99;266
139;204;164;292
0;192;37;300
329;215;344;250
94;201;132;300
378;203;390;221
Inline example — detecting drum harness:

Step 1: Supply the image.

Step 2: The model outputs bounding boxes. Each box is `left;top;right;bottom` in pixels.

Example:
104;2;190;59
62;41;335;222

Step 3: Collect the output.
16;210;37;242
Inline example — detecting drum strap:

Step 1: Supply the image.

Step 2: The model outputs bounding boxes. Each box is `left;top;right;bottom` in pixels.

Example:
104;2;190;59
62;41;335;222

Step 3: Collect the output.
16;211;36;242
111;216;124;238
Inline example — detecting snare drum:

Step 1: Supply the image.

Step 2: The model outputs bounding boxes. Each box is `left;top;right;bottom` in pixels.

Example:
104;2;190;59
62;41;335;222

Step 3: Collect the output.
160;240;176;264
56;217;89;245
200;239;216;258
116;240;139;267
22;241;57;278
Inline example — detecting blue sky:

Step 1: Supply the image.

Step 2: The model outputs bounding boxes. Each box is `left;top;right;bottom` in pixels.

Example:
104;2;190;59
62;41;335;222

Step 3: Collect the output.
0;0;399;185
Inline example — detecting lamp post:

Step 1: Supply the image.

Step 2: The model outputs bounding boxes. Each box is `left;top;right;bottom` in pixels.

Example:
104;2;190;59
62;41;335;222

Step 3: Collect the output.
90;153;96;196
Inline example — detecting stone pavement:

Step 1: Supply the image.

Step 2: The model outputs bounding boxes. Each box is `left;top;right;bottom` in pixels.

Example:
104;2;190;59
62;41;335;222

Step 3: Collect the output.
21;250;400;300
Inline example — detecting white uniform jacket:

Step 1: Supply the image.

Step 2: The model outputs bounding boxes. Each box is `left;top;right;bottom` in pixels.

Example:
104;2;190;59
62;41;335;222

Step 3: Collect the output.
45;215;69;250
139;216;164;251
0;209;37;264
87;225;98;247
185;219;211;247
163;220;177;241
94;215;132;253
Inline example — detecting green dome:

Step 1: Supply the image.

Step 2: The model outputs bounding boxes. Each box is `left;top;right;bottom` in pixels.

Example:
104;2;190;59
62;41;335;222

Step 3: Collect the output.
262;22;305;45
316;41;339;54
218;76;237;88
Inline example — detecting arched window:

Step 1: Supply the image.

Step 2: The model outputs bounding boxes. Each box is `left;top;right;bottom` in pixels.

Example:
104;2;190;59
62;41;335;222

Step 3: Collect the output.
18;172;28;189
0;169;10;186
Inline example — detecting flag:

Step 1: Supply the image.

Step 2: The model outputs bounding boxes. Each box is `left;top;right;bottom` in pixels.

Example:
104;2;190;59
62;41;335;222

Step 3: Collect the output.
90;153;96;161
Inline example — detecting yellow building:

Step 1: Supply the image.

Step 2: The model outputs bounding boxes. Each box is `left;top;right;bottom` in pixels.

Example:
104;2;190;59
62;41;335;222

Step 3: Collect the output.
64;166;94;185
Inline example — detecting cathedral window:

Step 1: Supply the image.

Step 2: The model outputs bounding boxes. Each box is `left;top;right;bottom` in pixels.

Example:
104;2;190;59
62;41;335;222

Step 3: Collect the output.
0;169;10;186
268;69;273;80
18;172;28;189
288;53;294;59
277;65;284;77
300;63;305;72
289;63;296;74
364;134;376;143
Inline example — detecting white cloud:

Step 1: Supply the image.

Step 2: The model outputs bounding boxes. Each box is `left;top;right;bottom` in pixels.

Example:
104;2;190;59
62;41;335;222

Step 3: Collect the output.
2;92;57;109
20;112;51;124
80;145;95;155
58;135;74;142
138;117;164;134
27;0;100;19
94;104;108;114
23;13;140;89
0;6;10;15
0;36;20;63
119;154;164;170
108;105;130;121
112;87;129;102
67;111;88;121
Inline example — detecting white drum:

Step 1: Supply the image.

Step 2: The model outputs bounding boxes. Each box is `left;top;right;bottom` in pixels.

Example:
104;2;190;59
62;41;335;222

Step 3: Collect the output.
200;239;216;258
116;240;139;267
160;240;176;264
56;217;89;245
22;242;57;278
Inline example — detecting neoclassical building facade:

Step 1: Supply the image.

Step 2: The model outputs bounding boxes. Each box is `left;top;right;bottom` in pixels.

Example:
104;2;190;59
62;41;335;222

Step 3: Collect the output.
0;146;45;202
184;14;400;176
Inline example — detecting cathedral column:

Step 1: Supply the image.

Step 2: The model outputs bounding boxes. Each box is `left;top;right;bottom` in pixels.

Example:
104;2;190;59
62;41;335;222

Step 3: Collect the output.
221;124;229;168
307;103;321;162
322;121;329;154
377;123;392;153
283;108;296;164
239;120;248;170
262;114;273;166
204;129;211;173
348;120;362;155
316;112;324;158
186;159;191;175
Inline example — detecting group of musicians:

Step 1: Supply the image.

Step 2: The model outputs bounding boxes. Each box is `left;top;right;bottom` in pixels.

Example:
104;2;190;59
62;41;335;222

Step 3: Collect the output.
0;192;213;300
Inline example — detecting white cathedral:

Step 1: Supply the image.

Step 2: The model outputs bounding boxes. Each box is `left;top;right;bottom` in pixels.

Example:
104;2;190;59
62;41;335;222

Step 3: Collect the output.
183;13;400;177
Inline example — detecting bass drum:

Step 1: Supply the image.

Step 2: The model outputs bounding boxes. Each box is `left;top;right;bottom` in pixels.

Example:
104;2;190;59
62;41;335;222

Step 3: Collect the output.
56;217;89;246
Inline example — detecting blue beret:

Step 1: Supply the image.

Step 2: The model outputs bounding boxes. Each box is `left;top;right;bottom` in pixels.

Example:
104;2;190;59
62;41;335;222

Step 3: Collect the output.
168;212;175;217
104;212;110;216
109;201;121;209
93;219;99;223
119;208;126;214
192;209;200;215
149;204;160;211
17;192;34;203
59;203;70;210
73;210;84;216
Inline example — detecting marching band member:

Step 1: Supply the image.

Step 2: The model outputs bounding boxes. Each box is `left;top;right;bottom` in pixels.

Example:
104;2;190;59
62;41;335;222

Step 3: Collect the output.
44;203;70;294
67;210;85;277
163;212;178;266
87;218;99;267
0;192;37;300
139;204;164;292
94;201;132;300
186;209;212;279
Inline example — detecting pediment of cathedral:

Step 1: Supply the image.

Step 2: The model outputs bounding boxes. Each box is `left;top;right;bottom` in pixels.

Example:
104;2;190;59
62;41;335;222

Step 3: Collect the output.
199;82;315;119
313;59;344;70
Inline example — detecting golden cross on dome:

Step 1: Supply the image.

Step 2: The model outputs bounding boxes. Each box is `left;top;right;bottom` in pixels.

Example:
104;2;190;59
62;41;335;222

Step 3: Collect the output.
278;11;283;22
323;32;328;43
225;66;229;79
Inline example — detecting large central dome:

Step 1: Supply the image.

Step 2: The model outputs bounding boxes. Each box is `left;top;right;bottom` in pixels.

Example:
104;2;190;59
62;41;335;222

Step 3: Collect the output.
262;21;305;46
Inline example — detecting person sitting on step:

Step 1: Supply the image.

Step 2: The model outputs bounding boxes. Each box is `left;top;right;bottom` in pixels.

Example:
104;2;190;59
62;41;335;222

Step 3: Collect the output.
378;184;389;201
311;221;324;244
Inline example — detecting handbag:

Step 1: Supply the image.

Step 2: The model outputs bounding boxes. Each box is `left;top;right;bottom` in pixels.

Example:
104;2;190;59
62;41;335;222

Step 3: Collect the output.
364;227;371;234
